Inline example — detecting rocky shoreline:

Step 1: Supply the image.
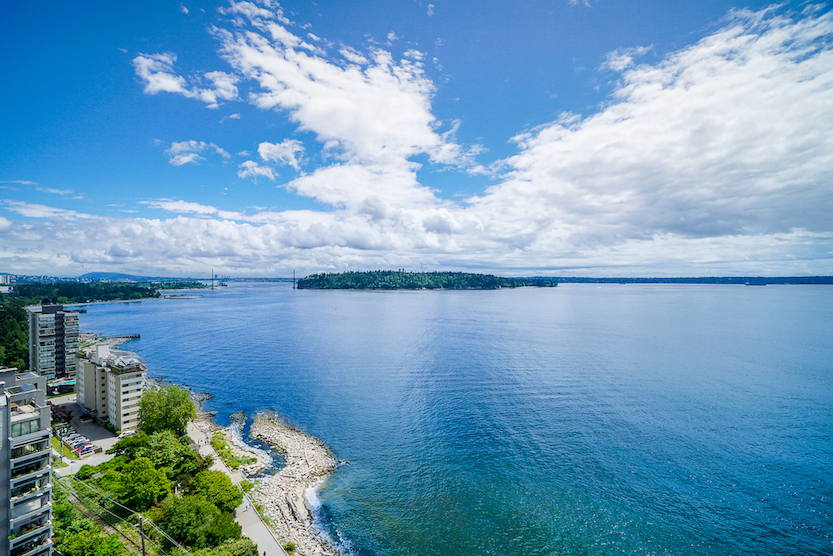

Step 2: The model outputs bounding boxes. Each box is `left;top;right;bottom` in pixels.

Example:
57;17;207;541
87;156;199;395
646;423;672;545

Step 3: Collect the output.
250;412;340;556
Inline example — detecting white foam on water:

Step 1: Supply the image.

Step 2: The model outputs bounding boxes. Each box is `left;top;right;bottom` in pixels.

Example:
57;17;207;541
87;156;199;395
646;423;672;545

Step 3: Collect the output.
225;413;274;468
306;484;356;556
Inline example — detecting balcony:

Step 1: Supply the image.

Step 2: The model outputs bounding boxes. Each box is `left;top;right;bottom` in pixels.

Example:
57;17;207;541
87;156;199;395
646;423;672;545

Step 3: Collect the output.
10;482;51;505
11;495;51;521
8;521;51;550
11;458;50;481
11;537;52;556
10;446;51;467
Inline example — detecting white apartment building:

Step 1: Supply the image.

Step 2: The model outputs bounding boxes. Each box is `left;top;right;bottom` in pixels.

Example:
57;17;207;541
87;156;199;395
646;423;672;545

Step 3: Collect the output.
77;345;145;433
1;368;53;556
27;305;79;381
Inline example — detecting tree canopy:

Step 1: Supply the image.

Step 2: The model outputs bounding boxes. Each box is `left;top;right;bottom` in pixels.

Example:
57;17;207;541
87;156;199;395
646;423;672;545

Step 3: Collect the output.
297;270;558;290
153;495;241;549
138;385;197;435
118;456;171;511
189;470;243;513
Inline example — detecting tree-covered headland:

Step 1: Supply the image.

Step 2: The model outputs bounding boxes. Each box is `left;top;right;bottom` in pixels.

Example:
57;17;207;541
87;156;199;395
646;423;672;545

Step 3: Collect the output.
297;270;558;290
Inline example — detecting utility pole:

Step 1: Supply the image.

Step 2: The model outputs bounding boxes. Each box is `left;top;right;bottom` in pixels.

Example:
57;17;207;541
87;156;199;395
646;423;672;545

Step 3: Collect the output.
138;515;147;556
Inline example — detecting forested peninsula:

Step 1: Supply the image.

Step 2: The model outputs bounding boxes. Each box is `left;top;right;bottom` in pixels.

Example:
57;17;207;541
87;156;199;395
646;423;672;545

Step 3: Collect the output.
296;271;558;290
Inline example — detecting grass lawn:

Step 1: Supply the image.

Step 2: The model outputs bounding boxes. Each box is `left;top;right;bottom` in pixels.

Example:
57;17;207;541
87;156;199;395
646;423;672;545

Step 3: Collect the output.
51;435;77;460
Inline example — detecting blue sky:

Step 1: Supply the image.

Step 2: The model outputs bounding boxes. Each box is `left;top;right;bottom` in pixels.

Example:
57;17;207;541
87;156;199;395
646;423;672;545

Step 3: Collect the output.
2;0;832;277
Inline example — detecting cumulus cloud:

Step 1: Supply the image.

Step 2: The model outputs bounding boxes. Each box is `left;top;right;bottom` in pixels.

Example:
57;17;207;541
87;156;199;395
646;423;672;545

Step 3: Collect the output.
5;4;833;277
468;7;833;252
258;139;304;170
166;140;231;166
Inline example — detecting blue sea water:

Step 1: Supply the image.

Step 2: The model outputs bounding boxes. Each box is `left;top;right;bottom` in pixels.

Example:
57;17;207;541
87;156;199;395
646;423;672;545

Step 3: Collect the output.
77;282;832;555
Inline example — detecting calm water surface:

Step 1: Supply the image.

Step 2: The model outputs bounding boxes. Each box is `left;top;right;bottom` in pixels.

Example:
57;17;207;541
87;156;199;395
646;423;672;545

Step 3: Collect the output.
77;283;833;555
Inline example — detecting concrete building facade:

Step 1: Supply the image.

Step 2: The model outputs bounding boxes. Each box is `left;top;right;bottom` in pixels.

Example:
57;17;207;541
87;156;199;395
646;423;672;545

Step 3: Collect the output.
27;305;79;381
1;368;53;556
77;345;145;433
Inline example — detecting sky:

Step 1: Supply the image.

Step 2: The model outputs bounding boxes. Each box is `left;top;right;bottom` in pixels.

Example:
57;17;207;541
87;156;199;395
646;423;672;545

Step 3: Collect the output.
1;0;832;278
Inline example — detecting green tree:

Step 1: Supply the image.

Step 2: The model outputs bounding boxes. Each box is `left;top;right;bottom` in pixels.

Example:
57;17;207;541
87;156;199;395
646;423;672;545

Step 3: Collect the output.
106;432;150;458
118;457;171;511
189;470;243;513
58;529;126;556
138;385;197;435
0;299;29;370
196;538;259;556
155;495;241;548
135;430;197;476
58;530;100;556
94;535;128;556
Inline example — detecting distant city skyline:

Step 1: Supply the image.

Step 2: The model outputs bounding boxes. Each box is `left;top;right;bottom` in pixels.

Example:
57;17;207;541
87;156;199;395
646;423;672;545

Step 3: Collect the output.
2;0;832;277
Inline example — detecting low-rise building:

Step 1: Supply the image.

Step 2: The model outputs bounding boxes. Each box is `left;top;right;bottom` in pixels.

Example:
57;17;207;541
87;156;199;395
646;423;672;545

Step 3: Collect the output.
77;345;145;433
1;368;53;556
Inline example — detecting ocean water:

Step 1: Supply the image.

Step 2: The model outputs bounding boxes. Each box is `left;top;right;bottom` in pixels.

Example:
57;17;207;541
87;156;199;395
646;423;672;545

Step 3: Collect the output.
77;282;832;555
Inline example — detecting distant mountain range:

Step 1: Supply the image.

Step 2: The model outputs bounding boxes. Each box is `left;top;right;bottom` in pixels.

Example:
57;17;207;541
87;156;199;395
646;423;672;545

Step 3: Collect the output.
77;272;201;282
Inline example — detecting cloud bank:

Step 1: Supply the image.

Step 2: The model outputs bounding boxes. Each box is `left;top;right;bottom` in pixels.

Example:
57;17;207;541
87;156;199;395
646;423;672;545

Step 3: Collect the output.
3;2;833;277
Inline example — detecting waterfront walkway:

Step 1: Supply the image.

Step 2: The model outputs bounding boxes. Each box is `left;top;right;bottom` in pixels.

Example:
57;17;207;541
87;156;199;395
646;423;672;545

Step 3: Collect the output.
187;420;288;556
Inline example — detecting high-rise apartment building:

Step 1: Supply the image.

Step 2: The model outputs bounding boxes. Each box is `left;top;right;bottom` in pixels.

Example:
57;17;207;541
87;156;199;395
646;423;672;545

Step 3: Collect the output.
27;305;79;381
77;345;146;433
1;368;53;556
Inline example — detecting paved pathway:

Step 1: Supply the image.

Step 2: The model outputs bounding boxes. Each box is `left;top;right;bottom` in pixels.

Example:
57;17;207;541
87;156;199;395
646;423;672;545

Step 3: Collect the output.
187;420;288;556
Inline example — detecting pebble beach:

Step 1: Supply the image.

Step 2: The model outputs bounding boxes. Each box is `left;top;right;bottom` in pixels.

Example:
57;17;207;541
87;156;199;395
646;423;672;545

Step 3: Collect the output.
250;412;340;556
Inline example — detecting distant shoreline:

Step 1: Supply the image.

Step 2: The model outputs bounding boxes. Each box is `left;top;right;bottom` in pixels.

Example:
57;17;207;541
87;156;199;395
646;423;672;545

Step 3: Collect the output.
549;276;833;285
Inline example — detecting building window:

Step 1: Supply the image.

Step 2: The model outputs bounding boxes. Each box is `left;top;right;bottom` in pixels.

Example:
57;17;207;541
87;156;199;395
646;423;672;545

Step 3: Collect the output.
11;419;41;438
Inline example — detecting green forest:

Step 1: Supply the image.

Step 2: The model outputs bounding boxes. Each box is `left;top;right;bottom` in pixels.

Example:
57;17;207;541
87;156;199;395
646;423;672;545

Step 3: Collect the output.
297;270;558;290
0;281;206;371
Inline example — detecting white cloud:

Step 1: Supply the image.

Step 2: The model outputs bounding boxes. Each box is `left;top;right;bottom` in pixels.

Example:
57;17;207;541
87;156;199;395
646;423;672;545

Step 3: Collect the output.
602;45;652;72
216;18;469;175
0;180;38;186
133;53;239;108
339;47;368;65
404;49;425;61
2;200;93;220
237;160;276;181
36;185;74;196
258;139;304;170
180;4;189;14
427;4;434;16
5;5;832;277
165;140;231;166
468;7;833;253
